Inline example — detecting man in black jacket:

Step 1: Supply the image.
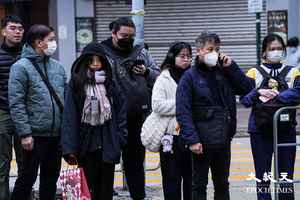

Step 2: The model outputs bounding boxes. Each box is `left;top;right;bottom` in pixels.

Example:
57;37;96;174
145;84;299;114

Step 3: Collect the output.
0;15;24;200
101;17;159;200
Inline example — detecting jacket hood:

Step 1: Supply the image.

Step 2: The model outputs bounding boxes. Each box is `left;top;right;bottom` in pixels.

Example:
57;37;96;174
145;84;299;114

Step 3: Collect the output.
21;43;46;61
71;42;111;75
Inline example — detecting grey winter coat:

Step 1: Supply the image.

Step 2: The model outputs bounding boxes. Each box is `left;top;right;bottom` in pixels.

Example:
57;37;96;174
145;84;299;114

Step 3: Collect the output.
8;44;66;137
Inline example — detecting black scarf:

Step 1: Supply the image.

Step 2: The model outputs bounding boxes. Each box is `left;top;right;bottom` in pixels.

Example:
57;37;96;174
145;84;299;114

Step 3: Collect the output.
169;67;186;84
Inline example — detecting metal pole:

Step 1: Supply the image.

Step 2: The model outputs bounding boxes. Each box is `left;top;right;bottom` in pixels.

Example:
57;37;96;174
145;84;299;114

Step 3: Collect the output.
256;12;261;66
131;0;145;45
272;105;300;200
273;108;281;200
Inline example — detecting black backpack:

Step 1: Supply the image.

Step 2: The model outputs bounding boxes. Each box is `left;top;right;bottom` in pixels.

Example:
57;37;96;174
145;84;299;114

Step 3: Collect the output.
101;44;151;119
253;65;296;134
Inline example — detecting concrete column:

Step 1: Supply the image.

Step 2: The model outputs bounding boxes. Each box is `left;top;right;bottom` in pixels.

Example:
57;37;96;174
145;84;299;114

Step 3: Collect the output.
76;0;94;17
49;0;76;79
288;0;300;38
267;0;288;10
132;0;144;45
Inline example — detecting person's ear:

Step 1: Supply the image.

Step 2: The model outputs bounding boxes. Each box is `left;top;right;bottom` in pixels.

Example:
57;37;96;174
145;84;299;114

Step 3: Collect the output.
262;52;266;59
111;31;117;38
35;39;44;49
1;29;6;37
196;48;202;57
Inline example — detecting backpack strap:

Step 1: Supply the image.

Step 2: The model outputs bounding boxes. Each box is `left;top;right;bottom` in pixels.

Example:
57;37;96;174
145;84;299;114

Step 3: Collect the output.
127;44;144;61
256;65;293;89
100;43;119;60
256;65;293;79
277;65;293;79
255;65;272;79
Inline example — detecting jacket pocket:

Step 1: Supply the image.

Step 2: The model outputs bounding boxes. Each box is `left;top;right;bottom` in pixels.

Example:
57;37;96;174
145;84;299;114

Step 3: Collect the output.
193;106;231;145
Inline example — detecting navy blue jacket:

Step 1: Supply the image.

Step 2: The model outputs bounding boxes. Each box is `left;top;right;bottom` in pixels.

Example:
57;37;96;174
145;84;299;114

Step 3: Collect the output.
240;65;300;134
176;60;254;145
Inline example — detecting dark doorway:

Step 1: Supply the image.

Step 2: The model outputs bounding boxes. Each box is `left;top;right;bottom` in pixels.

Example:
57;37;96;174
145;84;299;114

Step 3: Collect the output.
1;0;49;31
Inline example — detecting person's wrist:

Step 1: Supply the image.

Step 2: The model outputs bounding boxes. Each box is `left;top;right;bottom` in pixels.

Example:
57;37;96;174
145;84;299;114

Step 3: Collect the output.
144;68;150;77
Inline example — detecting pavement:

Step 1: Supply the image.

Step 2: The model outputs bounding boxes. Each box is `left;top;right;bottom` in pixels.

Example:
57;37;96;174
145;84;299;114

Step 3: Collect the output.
9;104;300;199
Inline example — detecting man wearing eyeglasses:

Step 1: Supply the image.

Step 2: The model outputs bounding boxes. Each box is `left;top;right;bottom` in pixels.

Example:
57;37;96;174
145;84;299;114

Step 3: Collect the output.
0;15;24;200
100;17;160;200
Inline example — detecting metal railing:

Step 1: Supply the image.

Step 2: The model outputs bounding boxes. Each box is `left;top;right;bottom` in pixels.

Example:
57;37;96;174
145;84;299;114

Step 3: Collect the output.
273;105;300;200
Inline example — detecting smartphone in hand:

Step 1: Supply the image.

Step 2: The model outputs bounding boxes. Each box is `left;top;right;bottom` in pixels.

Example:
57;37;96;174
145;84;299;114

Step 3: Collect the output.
134;59;145;66
217;54;224;67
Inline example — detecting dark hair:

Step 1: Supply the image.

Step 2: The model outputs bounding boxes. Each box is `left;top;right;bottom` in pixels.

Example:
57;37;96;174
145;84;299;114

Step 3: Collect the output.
262;33;286;58
109;17;135;33
72;55;113;102
160;41;192;70
2;15;23;28
26;24;54;47
287;37;299;47
144;42;149;50
195;31;221;49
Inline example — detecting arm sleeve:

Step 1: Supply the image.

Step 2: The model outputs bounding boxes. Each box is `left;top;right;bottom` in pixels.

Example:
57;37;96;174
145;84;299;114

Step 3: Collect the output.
113;84;128;147
176;73;200;145
61;83;80;155
239;68;259;107
143;49;160;88
223;61;255;95
151;76;176;116
8;63;32;137
276;69;300;105
239;88;260;107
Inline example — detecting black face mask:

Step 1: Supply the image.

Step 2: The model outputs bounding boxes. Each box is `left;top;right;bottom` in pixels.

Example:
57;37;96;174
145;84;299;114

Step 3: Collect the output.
117;37;134;50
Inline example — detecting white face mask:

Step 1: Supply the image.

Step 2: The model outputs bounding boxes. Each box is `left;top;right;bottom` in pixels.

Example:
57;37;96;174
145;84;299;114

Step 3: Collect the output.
203;51;218;67
266;50;283;63
43;40;57;56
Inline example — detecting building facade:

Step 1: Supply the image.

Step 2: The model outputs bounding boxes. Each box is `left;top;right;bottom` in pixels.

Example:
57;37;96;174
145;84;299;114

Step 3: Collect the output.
0;0;299;78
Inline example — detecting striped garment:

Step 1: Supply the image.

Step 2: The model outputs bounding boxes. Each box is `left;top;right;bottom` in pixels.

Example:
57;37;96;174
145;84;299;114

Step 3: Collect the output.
246;64;300;89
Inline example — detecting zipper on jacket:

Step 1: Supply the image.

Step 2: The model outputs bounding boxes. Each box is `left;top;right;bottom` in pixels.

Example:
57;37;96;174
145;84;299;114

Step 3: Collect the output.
43;60;55;136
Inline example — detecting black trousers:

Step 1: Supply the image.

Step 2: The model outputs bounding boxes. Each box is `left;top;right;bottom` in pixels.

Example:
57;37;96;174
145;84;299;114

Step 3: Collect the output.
0;109;24;200
160;136;192;200
122;117;145;200
80;150;115;200
11;137;61;200
192;144;231;200
250;132;296;200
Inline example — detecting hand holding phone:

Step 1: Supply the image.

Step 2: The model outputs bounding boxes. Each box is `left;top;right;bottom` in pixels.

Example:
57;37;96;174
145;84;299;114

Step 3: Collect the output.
218;53;232;67
132;59;146;75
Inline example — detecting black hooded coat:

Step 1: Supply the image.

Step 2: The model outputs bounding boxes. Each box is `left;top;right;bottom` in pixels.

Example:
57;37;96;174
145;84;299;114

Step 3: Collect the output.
61;42;127;164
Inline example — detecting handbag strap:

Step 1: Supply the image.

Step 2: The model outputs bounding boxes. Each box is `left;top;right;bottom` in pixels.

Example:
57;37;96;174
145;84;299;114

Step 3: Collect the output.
27;58;64;113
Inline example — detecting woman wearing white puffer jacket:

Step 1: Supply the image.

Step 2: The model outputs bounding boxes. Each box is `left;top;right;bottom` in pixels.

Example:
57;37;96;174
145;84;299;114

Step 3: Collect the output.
151;42;192;200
